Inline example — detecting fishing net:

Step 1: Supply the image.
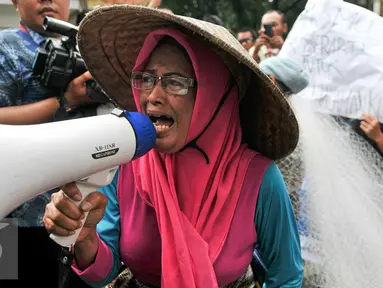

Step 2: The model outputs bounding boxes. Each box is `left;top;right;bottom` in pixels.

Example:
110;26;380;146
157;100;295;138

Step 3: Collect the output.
277;95;383;288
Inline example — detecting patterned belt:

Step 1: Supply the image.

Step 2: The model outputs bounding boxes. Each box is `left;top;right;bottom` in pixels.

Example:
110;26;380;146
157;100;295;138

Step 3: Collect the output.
104;265;259;288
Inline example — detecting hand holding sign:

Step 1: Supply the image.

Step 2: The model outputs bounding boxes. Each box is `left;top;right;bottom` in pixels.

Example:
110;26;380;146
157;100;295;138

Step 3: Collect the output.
360;114;383;144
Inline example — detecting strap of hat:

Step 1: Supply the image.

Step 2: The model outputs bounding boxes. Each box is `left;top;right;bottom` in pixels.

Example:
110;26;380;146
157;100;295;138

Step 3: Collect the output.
180;76;235;164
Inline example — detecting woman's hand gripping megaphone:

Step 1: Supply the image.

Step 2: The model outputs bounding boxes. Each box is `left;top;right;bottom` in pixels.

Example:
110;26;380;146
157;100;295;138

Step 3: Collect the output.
43;181;108;245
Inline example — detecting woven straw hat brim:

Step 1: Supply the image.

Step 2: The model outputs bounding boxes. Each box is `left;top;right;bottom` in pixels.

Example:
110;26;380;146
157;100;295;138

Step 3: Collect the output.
77;5;299;160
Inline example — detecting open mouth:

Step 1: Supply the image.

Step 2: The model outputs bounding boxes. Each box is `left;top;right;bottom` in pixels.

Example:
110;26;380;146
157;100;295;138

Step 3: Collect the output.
147;113;175;136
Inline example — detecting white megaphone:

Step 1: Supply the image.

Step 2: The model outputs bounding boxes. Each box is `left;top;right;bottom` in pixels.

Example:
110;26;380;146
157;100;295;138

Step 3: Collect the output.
0;108;156;248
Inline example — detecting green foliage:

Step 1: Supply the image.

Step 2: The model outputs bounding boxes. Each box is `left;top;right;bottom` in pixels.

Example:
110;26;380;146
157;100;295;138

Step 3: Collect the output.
161;0;307;34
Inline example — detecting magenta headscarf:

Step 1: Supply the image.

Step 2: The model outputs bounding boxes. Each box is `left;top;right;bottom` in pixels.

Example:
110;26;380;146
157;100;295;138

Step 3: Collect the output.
131;29;256;287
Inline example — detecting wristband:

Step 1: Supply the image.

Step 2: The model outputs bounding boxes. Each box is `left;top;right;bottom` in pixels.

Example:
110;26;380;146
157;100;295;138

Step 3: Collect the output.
56;94;72;112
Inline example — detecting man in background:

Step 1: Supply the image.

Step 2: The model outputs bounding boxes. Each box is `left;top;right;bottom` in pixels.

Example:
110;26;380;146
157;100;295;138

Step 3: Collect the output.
237;27;258;57
253;10;288;63
0;0;92;286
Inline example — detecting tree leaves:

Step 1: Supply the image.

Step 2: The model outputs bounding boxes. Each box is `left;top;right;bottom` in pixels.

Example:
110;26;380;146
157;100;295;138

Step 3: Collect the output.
162;0;307;32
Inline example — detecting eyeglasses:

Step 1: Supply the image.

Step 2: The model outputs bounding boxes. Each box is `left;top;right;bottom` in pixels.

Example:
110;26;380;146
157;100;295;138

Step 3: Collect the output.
239;38;255;44
130;72;197;96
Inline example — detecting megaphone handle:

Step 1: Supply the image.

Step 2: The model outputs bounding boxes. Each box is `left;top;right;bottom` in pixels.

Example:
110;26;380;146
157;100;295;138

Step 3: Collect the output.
49;182;99;248
49;168;118;247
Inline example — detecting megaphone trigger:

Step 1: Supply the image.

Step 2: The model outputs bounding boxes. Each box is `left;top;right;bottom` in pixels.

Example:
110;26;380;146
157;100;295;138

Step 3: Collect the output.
49;168;119;247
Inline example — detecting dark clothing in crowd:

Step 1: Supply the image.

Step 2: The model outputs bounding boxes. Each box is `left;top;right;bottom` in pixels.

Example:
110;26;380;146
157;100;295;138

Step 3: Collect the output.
0;228;90;287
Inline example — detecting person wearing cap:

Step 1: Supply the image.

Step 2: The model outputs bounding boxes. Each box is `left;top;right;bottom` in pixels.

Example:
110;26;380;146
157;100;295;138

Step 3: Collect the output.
259;56;309;215
259;56;309;97
43;5;303;288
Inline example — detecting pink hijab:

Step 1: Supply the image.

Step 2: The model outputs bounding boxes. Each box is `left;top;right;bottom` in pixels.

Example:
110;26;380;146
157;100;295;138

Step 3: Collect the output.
131;29;256;287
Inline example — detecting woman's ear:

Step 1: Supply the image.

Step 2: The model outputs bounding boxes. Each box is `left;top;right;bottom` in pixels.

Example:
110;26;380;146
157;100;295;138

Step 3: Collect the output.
283;23;288;34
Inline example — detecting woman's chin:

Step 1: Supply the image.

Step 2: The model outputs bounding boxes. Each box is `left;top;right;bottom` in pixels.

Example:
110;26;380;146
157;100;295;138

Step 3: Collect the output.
154;137;179;154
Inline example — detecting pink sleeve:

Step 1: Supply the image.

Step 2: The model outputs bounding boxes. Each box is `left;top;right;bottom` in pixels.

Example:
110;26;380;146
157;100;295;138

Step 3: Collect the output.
71;234;114;283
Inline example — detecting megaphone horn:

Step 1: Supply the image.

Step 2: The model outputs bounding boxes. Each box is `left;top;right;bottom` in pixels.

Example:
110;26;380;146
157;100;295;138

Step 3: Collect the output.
0;108;156;247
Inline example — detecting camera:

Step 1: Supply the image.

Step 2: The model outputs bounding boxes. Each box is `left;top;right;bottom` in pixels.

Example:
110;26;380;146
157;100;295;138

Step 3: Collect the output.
32;16;111;120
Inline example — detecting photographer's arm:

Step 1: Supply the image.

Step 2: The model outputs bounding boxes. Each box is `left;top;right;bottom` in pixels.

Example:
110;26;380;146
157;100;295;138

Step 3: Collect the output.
0;69;92;125
0;97;59;125
0;43;56;124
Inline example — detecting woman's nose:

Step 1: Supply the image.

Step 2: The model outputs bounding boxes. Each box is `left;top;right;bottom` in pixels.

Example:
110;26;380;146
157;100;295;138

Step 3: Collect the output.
146;81;165;106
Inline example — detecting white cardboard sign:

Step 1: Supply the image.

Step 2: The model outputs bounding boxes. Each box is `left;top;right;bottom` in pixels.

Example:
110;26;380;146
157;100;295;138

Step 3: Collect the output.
279;0;383;122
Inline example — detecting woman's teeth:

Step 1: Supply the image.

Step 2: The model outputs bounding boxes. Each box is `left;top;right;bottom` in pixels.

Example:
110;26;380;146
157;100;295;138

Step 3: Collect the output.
154;121;173;134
